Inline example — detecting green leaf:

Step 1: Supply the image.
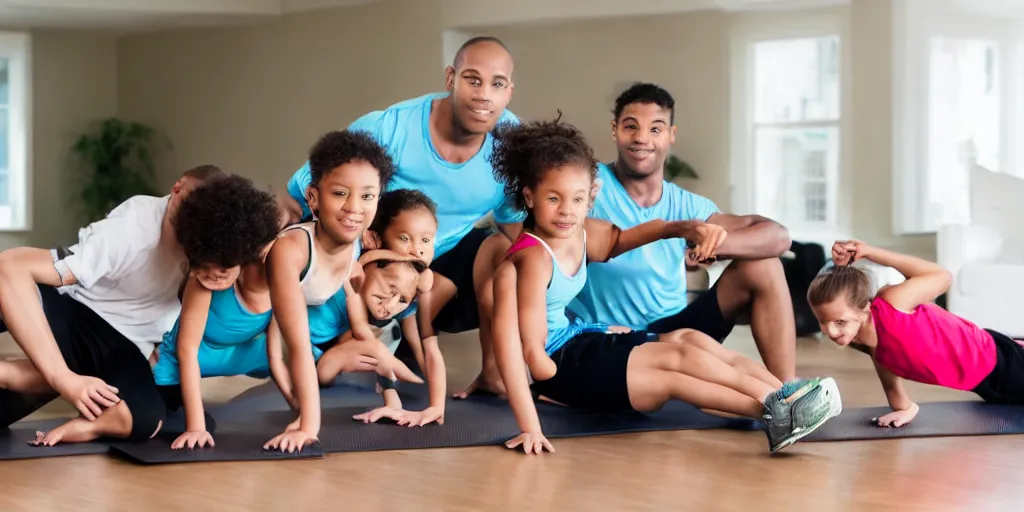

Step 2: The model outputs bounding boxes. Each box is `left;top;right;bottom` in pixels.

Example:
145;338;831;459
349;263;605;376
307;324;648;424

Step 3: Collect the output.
69;117;163;221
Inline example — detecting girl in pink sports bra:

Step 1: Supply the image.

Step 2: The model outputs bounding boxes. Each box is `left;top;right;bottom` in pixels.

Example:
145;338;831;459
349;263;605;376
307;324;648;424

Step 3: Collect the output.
808;240;1024;429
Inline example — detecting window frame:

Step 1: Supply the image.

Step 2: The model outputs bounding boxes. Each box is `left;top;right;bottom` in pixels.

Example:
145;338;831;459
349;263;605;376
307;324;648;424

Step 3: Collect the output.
0;31;31;233
729;11;851;249
891;0;1021;235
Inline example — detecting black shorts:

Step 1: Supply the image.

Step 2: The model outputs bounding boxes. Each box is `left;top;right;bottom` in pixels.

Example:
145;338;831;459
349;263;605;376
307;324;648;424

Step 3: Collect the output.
531;330;650;411
0;286;165;440
647;282;736;343
430;227;492;334
972;329;1024;404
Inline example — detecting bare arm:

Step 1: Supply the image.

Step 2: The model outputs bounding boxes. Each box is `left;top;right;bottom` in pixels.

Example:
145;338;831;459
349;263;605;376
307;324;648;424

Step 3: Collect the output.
422;334;447;412
266;316;297;410
706;213;791;260
492;261;543;434
863;245;952;312
0;248;79;389
873;359;915;412
513;249;557;380
266;235;321;436
176;277;213;433
343;278;377;343
584;218;701;263
400;315;426;373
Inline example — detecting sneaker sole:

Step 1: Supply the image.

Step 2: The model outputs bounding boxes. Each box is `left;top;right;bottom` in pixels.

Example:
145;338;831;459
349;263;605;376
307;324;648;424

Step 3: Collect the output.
770;377;843;454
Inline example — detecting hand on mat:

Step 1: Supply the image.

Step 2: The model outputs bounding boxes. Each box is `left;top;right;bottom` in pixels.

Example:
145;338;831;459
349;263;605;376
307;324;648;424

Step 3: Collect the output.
832;240;871;266
264;429;318;453
353;406;407;424
55;373;120;421
506;432;554;455
873;403;918;428
401;406;445;427
171;430;215;450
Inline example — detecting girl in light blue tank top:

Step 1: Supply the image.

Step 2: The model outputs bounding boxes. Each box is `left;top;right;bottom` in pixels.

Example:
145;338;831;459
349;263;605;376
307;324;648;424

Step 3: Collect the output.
489;117;842;456
154;172;281;451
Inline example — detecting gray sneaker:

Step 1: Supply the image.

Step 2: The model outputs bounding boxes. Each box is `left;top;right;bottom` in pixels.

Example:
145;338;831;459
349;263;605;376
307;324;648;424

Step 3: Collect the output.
761;377;842;453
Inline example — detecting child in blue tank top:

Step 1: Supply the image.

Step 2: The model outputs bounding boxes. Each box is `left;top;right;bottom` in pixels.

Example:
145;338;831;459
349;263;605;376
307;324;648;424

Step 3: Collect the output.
489;118;843;455
150;174;281;451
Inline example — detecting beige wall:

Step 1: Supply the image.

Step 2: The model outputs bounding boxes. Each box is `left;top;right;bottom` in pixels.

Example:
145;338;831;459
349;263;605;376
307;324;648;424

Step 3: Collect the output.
0;30;118;250
472;0;933;258
117;0;444;194
13;0;929;258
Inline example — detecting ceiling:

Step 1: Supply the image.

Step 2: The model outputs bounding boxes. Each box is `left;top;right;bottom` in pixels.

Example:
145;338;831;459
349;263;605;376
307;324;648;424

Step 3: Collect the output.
0;0;380;32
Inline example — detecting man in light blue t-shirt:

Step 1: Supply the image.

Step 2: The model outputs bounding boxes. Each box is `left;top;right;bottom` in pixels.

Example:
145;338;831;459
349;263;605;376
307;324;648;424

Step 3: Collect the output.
568;83;797;381
278;37;524;390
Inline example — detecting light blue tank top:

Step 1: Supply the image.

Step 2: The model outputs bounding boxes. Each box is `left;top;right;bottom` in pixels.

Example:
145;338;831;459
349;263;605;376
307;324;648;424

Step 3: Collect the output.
514;232;593;355
153;284;273;385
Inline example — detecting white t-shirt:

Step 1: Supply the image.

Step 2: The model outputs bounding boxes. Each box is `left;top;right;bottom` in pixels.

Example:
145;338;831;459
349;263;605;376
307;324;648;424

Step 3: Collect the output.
60;195;188;359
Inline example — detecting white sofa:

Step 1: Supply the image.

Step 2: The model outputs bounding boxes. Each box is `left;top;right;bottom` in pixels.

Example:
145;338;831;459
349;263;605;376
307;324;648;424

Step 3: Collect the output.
938;166;1024;337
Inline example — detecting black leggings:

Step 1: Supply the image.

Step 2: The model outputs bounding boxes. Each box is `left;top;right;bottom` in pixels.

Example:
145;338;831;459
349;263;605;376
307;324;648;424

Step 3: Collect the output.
0;285;165;440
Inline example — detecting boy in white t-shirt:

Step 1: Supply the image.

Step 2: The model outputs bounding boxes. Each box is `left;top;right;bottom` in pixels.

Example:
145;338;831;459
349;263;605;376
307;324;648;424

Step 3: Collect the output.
0;164;226;446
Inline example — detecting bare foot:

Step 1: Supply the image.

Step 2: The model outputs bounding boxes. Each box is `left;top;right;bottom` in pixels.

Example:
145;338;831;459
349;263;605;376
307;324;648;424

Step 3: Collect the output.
29;417;98;447
453;372;507;400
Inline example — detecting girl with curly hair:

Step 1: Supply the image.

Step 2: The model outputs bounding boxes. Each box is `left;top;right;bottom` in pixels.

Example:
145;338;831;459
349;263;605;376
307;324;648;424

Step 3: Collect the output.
151;174;283;451
489;117;843;455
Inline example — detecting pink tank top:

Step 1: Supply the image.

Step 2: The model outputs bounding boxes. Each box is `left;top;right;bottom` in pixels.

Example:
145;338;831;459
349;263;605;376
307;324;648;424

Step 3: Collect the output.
872;296;997;390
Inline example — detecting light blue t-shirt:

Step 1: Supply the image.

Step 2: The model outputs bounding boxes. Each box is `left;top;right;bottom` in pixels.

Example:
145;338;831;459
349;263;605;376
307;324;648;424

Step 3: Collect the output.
286;92;525;258
568;163;721;331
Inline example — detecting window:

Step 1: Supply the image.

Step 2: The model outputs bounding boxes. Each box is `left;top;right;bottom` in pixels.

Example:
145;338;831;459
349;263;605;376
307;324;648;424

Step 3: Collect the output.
734;31;842;241
892;0;1023;234
0;32;29;231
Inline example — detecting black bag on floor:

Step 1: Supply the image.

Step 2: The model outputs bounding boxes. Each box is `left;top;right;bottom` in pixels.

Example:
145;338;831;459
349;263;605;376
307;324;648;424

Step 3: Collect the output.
783;241;827;337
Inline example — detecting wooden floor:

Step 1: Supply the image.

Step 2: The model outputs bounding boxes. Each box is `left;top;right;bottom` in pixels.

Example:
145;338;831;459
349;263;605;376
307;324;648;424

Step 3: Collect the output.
1;328;1020;511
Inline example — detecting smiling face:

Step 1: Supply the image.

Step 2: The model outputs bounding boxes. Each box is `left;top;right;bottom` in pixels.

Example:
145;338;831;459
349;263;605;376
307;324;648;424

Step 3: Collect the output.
360;261;420;321
307;160;381;246
523;164;592;240
612;102;677;179
445;41;514;136
379;207;438;265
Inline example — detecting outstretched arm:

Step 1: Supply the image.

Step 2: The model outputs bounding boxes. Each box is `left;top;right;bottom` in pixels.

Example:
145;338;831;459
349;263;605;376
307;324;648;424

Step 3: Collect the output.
172;277;215;448
872;359;918;427
706;213;791;260
266;316;297;410
493;260;553;454
264;234;321;450
584;218;725;263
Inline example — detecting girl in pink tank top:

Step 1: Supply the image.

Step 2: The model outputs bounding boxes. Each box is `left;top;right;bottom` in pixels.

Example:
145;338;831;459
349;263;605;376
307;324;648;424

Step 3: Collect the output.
807;240;1023;429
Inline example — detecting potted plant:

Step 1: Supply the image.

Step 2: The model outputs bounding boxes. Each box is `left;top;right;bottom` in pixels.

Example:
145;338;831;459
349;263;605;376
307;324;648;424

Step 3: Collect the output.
664;154;699;182
71;118;163;223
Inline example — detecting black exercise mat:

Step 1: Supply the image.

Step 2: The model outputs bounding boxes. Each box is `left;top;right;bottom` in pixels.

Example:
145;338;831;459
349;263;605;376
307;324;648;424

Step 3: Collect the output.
0;419;111;460
804;401;1024;442
202;381;763;455
110;432;325;464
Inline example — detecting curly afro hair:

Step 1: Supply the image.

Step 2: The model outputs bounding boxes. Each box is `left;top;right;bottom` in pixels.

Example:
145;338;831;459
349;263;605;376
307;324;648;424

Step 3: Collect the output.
613;82;675;124
174;174;281;269
368;189;438;235
490;112;598;213
308;130;395;192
